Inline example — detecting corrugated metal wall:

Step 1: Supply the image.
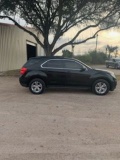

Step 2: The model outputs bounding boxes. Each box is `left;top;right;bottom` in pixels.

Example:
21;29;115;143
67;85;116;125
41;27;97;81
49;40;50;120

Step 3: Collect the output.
0;23;44;71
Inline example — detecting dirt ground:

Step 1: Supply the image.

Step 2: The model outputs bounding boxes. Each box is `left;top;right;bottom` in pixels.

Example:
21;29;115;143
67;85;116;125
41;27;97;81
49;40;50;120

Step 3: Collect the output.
0;75;120;160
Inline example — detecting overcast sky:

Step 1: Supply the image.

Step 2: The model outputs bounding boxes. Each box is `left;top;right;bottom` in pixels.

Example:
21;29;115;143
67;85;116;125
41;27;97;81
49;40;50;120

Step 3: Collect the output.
55;27;120;56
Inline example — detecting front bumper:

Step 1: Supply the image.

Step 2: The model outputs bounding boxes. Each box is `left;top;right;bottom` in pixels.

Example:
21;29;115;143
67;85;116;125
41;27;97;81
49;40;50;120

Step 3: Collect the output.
110;78;117;91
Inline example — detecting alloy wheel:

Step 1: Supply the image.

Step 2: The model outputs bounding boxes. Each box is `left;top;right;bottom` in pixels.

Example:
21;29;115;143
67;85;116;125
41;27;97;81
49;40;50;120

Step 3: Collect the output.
95;82;107;94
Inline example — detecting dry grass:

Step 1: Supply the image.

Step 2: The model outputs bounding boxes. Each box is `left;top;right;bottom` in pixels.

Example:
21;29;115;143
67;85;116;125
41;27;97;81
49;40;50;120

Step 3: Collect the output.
2;70;20;76
116;75;120;81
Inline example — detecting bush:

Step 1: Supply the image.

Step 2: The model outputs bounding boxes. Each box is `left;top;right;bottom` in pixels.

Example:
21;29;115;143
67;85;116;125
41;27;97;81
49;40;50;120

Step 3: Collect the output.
75;50;107;65
62;50;73;58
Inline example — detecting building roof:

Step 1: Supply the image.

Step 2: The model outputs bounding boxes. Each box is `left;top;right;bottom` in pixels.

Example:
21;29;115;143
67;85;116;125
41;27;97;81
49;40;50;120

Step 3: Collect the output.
0;22;15;26
0;22;33;30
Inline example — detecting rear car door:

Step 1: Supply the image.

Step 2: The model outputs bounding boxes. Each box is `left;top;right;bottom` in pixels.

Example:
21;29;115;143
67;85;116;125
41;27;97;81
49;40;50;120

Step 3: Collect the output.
41;59;67;86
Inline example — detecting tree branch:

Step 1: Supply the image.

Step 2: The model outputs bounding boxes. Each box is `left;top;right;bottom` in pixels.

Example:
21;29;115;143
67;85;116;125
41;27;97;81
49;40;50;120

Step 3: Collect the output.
52;23;119;55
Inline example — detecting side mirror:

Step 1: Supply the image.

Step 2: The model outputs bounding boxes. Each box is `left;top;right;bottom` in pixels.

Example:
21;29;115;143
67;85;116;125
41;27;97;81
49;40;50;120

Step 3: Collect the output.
80;67;86;72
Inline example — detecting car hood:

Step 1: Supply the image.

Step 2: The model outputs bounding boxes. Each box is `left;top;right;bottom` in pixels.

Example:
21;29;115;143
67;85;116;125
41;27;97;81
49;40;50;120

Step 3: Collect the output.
93;68;114;75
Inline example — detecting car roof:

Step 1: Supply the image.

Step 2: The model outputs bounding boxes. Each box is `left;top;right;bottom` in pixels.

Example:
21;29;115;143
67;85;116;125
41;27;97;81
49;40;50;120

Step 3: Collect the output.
26;56;92;69
30;56;75;61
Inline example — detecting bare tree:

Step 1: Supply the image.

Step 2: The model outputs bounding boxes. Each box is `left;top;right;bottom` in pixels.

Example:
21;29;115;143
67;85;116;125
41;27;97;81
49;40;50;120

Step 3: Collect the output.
0;0;120;56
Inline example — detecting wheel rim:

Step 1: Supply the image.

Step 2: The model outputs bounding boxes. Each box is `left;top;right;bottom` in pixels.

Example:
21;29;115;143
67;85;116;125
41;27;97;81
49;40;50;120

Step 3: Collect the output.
31;81;42;93
95;82;107;94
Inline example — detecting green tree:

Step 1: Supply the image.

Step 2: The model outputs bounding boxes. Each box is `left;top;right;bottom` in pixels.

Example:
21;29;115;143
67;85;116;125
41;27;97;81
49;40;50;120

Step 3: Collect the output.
107;45;118;58
74;53;92;64
0;0;120;56
75;50;107;64
62;50;73;58
89;50;107;64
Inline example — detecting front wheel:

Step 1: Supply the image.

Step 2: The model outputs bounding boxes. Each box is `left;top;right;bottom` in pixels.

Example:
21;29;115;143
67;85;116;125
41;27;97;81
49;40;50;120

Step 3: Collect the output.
29;78;45;94
92;79;110;95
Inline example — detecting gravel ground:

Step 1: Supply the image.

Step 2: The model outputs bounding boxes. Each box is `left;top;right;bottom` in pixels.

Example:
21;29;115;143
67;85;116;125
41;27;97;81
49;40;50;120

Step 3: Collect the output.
0;76;120;160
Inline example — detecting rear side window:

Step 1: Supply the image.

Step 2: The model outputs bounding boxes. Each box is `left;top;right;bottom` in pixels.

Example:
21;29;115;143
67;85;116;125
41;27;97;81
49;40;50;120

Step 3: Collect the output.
42;60;63;68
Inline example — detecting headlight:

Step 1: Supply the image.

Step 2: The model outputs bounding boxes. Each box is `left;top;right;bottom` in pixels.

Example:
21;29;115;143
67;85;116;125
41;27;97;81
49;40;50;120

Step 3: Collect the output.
106;70;116;78
109;72;116;78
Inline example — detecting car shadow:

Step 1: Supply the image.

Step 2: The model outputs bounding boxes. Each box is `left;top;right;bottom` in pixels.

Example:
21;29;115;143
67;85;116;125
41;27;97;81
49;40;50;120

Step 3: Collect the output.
46;88;91;94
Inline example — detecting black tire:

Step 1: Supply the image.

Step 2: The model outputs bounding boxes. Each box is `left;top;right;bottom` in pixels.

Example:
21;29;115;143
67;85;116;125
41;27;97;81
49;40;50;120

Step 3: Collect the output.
92;79;110;95
29;78;45;94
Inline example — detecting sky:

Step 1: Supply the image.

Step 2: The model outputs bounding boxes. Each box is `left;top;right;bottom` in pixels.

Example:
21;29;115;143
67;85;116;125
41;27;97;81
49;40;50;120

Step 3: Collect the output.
0;18;120;57
57;27;120;56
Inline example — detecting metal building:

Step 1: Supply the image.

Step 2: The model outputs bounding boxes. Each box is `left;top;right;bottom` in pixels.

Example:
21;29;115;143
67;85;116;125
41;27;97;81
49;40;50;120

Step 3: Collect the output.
0;23;44;72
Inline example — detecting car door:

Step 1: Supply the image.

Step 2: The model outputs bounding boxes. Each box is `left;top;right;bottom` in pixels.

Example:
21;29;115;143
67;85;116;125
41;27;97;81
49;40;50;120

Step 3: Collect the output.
41;59;67;86
62;60;91;86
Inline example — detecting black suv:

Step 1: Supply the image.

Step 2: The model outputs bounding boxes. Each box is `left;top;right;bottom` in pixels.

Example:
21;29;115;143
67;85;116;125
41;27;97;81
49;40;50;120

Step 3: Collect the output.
19;56;117;95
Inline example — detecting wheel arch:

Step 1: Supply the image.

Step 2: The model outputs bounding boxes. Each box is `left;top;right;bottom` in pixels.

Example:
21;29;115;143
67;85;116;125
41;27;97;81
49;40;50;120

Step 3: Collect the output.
91;77;112;90
25;72;47;87
28;76;47;86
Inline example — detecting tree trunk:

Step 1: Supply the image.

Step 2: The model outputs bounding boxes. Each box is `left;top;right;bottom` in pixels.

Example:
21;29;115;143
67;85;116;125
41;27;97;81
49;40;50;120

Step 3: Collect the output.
108;52;111;59
43;33;55;56
44;45;53;56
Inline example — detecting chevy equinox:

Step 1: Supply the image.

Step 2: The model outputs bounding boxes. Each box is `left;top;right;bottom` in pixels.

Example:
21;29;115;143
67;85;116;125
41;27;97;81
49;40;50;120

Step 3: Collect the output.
19;56;117;95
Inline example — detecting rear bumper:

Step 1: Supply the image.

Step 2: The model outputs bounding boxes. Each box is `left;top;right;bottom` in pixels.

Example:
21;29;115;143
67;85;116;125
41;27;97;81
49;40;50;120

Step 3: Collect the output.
19;76;28;87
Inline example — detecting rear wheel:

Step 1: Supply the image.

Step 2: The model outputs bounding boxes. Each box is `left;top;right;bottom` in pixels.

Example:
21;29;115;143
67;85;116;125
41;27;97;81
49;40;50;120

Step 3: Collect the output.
92;79;110;95
29;78;45;94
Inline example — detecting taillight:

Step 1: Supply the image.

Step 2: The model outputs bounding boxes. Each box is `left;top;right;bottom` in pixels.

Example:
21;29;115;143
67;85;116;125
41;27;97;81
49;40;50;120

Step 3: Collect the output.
20;67;27;75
